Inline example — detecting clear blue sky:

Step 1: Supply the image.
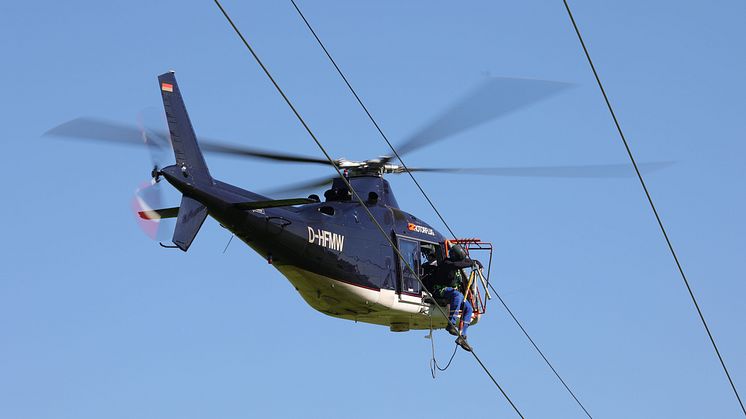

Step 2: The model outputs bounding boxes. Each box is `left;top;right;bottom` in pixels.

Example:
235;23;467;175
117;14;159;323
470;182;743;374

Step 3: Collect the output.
1;1;745;418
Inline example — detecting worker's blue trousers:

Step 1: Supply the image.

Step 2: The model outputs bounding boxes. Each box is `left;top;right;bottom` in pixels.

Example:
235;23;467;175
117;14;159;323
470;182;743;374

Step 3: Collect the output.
443;287;473;336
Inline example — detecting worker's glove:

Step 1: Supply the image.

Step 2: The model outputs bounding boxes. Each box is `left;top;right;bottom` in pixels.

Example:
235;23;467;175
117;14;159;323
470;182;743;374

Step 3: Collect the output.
472;260;483;269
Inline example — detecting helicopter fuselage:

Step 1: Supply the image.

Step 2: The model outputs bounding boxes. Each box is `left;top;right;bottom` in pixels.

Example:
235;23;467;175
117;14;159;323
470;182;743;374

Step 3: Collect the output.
151;71;484;332
162;168;466;331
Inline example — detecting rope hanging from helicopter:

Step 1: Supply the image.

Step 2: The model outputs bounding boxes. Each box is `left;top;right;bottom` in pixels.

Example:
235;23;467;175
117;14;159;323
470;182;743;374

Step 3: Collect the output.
212;2;525;417
286;1;594;418
428;314;458;379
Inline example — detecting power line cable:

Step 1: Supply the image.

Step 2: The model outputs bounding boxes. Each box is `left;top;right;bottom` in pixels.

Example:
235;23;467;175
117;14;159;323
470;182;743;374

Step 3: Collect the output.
488;283;592;418
288;1;593;417
561;1;746;415
288;0;456;241
212;1;525;417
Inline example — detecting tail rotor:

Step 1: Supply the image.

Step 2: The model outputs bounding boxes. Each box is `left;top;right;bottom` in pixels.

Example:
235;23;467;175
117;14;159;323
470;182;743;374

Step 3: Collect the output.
131;108;175;240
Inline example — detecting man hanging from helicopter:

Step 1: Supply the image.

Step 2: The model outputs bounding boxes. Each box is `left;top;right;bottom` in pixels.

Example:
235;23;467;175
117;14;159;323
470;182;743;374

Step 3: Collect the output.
425;243;483;352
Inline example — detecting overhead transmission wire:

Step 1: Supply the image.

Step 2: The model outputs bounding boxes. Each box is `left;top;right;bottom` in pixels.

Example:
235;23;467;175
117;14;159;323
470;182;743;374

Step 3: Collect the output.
288;0;462;376
561;1;746;416
288;1;593;418
212;1;525;417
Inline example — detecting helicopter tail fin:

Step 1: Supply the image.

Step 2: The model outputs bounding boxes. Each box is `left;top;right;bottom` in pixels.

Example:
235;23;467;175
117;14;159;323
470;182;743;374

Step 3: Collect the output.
171;195;209;251
158;71;212;251
158;71;212;183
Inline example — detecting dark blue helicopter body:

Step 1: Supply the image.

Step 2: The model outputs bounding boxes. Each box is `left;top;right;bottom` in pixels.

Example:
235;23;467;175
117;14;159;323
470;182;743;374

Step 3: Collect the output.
157;71;460;331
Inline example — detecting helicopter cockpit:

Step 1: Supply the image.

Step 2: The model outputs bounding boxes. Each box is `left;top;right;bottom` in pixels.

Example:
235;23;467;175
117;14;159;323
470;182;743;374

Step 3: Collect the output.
323;185;352;202
322;176;400;207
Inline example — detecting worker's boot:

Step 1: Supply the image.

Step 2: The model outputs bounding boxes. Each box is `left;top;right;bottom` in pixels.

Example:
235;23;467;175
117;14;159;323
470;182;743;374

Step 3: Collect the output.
446;323;459;336
455;335;473;352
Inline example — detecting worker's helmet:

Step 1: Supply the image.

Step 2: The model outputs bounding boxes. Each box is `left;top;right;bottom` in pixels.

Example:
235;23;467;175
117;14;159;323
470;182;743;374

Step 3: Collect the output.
449;244;467;261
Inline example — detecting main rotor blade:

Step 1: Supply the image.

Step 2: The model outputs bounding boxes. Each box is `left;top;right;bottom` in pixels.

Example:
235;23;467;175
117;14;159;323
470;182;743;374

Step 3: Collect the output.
136;108;173;171
407;161;674;178
45;117;170;148
198;141;331;165
261;175;336;196
393;78;572;158
44;117;333;166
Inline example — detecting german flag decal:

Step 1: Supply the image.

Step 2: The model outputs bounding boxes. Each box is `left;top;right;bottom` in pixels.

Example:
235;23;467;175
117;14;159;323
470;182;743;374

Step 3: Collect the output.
161;82;173;92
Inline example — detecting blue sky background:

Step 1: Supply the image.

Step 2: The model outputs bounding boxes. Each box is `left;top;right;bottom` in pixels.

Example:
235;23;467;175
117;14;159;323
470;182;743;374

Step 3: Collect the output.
1;1;745;418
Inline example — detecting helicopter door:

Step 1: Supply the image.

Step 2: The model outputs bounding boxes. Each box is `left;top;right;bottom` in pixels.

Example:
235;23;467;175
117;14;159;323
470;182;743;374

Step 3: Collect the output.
396;237;421;297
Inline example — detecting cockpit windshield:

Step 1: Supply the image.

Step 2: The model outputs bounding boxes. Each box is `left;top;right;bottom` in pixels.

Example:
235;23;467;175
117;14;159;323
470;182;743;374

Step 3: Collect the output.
324;186;351;202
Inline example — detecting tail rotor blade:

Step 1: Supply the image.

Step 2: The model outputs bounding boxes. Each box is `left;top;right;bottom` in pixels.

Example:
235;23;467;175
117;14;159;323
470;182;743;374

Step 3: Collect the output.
131;180;174;241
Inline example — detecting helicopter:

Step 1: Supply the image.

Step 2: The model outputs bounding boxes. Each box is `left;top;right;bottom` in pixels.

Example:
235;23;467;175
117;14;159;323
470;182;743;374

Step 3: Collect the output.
46;72;670;334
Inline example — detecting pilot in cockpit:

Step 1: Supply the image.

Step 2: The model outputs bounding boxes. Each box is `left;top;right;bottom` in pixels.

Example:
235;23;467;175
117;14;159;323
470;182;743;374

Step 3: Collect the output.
421;246;439;290
323;186;351;202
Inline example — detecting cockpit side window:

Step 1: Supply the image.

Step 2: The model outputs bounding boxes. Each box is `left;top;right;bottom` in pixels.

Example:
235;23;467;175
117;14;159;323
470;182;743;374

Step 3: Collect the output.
396;238;421;295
